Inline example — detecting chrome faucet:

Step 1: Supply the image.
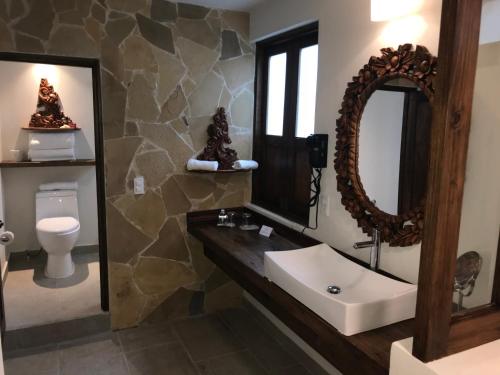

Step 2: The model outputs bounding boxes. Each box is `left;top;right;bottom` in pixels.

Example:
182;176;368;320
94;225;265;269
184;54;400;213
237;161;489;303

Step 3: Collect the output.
353;228;381;270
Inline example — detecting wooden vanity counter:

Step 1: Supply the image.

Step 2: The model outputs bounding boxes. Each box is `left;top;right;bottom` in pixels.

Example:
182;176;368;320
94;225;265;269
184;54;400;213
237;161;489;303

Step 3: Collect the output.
187;208;414;375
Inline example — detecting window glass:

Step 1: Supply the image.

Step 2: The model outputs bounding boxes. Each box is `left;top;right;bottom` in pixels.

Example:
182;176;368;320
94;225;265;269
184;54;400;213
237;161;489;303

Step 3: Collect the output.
296;45;319;138
265;53;287;136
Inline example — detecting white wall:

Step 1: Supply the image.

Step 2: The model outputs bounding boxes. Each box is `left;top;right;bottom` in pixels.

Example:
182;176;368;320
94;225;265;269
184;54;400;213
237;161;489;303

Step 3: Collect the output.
250;0;443;284
0;62;98;253
359;90;404;215
480;0;500;45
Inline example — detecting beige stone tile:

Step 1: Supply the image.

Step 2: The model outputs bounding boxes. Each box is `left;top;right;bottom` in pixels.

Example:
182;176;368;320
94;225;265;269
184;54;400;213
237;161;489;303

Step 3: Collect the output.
123;190;166;238
174;174;216;200
187;116;211;151
230;90;254;129
221;10;250;41
160;85;187;122
104;136;142;196
109;262;147;329
136;13;175;54
143;218;190;261
12;0;54;40
155;50;186;104
122;35;157;71
176;18;219;50
161;177;192;215
127;74;160;122
138;123;194;170
218;55;255;92
135;149;174;187
133;257;196;295
107;0;148;13
106;202;153;263
48;25;98;57
177;37;219;83
188;71;225;117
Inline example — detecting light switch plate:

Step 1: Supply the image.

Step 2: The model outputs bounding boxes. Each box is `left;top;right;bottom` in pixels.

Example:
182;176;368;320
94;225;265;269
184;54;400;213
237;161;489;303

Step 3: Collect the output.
134;176;145;195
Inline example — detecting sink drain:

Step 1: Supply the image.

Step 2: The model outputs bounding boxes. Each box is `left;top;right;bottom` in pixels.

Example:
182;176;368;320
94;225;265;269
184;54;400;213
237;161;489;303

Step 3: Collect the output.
327;285;341;294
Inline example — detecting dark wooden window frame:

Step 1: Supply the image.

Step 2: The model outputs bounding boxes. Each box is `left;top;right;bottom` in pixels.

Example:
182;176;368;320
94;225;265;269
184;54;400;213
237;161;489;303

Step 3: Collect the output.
0;52;109;312
252;22;319;226
413;0;500;362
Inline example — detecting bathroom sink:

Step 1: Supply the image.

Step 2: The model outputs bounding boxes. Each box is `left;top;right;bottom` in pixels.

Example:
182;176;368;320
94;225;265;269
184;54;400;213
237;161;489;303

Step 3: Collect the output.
264;243;417;336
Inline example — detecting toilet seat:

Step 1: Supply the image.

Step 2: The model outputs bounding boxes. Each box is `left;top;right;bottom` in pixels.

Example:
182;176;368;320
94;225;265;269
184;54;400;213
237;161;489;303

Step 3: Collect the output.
36;217;80;235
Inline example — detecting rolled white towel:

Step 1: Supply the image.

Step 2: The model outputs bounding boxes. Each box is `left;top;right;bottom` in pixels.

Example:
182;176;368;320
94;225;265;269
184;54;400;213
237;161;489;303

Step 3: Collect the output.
28;148;75;161
187;159;219;171
39;182;78;191
29;133;75;150
233;160;258;170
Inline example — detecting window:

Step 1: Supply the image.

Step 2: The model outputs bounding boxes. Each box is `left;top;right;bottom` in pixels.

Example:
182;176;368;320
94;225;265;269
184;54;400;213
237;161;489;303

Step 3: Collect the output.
252;23;319;225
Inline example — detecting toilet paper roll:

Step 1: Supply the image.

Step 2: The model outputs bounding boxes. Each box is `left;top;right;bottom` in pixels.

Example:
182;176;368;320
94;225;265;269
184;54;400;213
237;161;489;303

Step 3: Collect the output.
0;231;15;246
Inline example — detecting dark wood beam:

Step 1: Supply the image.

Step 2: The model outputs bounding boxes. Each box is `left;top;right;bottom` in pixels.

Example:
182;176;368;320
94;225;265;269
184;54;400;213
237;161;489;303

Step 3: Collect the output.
413;0;483;362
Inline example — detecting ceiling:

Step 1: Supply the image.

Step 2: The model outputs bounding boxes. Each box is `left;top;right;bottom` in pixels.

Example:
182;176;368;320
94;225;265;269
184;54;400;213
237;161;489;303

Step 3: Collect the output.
176;0;265;11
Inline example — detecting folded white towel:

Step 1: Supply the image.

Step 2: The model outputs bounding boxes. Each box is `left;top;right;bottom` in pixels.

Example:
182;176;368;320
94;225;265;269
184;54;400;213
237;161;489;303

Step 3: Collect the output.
29;133;75;150
39;182;78;191
187;159;219;171
233;160;258;170
29;148;75;161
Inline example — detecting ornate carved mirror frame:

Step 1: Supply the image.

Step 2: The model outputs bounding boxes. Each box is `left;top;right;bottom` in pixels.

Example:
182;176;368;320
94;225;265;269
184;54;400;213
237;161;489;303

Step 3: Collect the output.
335;44;437;246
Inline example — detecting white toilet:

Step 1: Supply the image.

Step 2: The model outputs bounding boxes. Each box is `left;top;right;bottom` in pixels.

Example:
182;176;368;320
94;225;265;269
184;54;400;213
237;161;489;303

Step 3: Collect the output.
35;189;80;279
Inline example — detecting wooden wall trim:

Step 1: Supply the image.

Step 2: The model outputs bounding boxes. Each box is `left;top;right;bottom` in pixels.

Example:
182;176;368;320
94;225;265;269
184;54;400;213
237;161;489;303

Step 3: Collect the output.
492;229;500;305
412;0;483;362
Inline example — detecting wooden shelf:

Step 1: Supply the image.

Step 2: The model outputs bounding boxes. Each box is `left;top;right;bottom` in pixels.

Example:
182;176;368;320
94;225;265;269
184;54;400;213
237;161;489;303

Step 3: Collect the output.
0;159;95;168
21;127;81;132
186;168;252;174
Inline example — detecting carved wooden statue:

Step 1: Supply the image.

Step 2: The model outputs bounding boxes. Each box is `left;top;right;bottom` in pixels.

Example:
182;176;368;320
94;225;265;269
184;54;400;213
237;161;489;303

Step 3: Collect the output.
198;107;238;170
28;78;77;129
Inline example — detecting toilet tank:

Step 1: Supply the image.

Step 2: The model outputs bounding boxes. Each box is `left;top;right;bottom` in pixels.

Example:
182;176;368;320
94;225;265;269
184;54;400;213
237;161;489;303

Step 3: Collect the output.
36;190;79;222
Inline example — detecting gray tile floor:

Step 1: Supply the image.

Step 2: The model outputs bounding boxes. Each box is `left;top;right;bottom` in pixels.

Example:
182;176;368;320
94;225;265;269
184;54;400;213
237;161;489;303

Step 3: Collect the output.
4;308;330;375
4;248;101;330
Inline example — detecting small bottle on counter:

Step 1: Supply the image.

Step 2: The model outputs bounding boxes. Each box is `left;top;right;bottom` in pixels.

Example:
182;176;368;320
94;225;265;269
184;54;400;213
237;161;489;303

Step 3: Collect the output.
217;209;228;227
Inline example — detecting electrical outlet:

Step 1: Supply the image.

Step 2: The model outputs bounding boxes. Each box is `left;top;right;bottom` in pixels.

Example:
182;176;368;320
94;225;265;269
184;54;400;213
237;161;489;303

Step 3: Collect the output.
321;195;330;217
134;176;145;195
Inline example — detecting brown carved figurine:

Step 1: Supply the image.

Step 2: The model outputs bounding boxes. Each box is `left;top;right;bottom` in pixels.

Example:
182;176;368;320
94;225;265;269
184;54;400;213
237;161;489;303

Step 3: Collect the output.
197;107;238;170
28;78;77;129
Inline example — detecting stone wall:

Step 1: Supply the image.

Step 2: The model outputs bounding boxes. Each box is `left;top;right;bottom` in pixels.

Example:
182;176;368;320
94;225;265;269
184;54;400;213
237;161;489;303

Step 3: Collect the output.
0;0;254;329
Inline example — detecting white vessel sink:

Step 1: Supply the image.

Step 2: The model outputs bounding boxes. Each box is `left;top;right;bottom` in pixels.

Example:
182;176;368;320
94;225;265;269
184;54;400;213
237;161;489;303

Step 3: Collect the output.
264;243;417;336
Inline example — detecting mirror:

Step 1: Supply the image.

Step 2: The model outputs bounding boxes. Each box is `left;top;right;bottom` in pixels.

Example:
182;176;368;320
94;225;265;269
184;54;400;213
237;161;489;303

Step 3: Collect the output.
358;79;431;215
335;44;437;246
451;35;500;313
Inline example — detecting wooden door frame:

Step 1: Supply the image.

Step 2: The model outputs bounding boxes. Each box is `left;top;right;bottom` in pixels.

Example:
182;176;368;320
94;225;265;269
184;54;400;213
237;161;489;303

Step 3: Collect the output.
0;52;109;311
412;0;500;362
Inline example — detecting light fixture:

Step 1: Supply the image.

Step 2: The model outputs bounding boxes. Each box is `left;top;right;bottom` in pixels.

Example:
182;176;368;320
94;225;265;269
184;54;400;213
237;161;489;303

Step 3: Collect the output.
371;0;424;22
32;64;59;86
379;15;427;46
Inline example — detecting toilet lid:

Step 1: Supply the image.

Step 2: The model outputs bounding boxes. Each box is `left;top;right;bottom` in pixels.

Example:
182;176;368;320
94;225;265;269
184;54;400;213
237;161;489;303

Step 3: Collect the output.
37;217;80;234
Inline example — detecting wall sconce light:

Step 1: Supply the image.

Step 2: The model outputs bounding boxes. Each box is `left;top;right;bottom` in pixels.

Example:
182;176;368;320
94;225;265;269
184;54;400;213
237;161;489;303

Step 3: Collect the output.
371;0;424;22
32;64;59;86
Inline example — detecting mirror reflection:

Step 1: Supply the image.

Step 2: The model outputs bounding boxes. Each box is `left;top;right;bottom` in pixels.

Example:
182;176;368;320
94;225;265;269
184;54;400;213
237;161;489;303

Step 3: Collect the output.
358;78;432;215
452;38;500;313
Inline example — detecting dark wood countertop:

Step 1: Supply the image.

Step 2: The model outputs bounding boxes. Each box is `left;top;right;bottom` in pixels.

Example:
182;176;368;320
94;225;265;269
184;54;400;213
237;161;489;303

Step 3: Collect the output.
187;208;414;375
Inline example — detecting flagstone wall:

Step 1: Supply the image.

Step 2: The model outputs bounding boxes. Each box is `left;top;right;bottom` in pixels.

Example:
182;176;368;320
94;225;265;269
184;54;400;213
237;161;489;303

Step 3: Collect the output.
0;0;254;329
